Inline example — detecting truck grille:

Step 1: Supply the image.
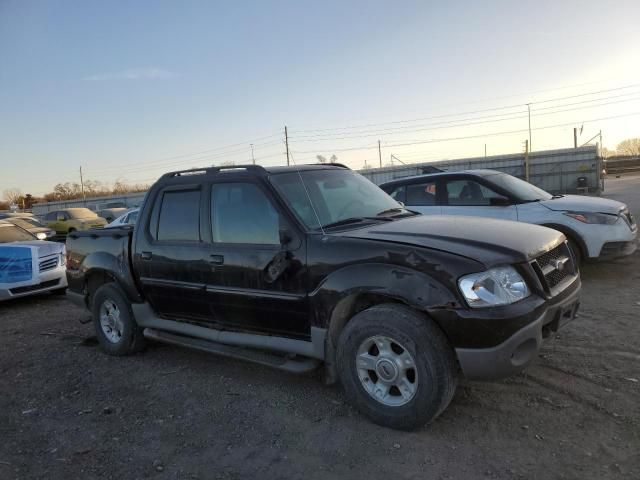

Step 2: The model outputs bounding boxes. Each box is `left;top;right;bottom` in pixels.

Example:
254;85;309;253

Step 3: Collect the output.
531;242;576;293
39;256;58;272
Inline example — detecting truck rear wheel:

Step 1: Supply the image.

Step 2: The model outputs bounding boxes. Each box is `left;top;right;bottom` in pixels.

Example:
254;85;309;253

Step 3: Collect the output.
336;304;457;430
92;283;146;356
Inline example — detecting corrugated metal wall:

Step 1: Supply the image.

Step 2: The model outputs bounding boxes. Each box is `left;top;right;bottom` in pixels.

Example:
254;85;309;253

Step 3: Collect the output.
31;146;601;215
359;146;601;194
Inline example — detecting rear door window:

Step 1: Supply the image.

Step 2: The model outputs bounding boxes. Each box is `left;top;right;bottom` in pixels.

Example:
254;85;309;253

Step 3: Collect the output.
156;189;201;241
406;181;438;206
444;179;507;206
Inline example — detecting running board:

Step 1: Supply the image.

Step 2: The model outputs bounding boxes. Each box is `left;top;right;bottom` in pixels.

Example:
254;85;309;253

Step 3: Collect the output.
143;328;321;374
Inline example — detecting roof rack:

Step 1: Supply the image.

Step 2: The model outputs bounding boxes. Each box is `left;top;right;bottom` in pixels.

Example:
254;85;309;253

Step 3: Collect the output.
162;164;268;179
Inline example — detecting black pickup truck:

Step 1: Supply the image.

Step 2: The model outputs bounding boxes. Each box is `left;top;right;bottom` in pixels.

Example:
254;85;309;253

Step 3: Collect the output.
66;164;580;429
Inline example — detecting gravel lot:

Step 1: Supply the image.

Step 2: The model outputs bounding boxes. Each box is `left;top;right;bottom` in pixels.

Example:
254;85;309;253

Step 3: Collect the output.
1;176;639;480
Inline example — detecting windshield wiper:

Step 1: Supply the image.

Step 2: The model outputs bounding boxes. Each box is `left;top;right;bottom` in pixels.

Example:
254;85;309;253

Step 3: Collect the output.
551;194;564;199
319;217;372;230
376;207;405;216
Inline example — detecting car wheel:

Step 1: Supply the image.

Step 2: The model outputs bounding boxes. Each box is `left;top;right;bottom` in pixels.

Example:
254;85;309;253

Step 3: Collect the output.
336;303;457;430
68;228;76;233
92;283;146;356
567;238;582;266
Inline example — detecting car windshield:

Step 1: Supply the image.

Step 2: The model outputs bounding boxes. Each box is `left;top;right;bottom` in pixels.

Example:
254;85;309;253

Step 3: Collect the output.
67;208;98;219
18;217;45;227
270;169;405;230
7;218;39;230
0;224;36;242
485;173;553;202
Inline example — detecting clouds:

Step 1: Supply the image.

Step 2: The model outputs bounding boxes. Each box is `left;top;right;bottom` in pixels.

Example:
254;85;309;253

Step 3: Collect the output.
83;67;178;81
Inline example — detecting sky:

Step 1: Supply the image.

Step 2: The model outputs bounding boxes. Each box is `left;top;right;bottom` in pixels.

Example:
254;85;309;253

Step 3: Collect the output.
1;0;639;196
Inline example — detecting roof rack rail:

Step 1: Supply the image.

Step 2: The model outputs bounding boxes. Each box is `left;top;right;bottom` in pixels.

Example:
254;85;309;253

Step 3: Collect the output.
162;164;268;178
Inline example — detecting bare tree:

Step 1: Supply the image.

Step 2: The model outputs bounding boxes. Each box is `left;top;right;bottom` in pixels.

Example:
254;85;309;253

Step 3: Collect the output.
316;155;327;164
3;188;22;204
615;138;640;156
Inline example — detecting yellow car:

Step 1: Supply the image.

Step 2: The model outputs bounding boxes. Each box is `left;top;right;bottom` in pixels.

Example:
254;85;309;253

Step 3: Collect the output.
43;208;107;234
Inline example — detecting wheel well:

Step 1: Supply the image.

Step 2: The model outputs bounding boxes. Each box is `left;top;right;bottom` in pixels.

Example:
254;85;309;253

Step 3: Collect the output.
327;293;404;346
85;270;116;307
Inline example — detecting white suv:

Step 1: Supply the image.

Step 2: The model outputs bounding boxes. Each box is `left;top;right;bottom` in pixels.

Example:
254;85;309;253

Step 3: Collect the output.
380;169;637;262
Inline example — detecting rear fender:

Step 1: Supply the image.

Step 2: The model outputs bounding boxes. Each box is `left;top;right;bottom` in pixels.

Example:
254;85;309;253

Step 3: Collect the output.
79;251;142;303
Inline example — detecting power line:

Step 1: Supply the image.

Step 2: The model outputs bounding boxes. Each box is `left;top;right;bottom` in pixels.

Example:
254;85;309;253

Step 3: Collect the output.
287;93;640;143
289;82;640;135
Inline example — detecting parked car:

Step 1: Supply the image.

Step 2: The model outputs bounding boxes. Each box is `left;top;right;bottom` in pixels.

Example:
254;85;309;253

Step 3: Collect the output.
97;207;128;223
380;169;637;262
104;208;140;229
65;164;580;430
4;216;56;240
0;221;67;300
43;208;107;234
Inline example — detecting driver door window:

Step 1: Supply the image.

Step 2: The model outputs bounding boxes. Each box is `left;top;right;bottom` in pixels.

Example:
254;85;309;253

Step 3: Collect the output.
442;178;516;220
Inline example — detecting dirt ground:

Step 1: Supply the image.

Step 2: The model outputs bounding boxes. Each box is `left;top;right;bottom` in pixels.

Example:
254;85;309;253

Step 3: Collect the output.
1;176;639;480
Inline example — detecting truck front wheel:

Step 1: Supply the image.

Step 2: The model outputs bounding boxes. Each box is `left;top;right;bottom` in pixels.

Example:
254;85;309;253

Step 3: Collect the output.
336;304;457;430
92;283;146;356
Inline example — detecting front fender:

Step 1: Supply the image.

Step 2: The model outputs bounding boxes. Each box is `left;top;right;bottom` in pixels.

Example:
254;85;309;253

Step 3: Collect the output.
309;262;460;330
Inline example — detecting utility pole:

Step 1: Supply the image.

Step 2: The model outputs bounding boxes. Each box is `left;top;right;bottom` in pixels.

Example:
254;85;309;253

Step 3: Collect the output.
250;144;255;165
573;128;578;148
378;140;382;168
79;166;86;205
484;144;487;158
526;103;532;152
284;126;290;166
524;140;530;182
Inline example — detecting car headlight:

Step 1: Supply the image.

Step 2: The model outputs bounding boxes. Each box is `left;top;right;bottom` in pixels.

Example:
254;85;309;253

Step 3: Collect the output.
458;266;530;308
564;211;618;225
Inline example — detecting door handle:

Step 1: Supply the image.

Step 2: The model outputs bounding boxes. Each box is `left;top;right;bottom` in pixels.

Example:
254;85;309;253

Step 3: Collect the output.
209;255;224;265
141;251;153;260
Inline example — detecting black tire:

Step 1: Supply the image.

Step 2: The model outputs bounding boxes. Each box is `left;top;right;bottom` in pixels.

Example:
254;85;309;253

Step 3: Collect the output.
336;304;457;430
51;287;67;296
68;228;76;233
92;283;146;356
567;238;583;266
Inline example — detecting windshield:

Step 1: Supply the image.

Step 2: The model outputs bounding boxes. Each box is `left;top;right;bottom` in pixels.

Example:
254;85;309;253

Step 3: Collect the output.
270;169;404;230
7;218;41;230
18;217;45;227
0;224;36;242
485;173;553;202
67;208;98;219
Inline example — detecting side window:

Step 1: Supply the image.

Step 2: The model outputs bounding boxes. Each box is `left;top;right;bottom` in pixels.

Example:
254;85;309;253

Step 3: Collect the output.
157;189;201;241
445;179;507;206
128;211;139;223
211;183;280;245
406;181;438;206
388;186;406;203
58;212;68;221
45;212;56;221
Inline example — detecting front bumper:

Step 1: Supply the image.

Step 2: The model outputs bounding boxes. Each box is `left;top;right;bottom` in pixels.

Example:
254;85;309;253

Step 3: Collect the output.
0;265;67;301
454;278;581;380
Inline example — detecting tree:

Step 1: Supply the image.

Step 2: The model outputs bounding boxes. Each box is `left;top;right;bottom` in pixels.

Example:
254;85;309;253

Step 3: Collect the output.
615;138;640;157
3;188;22;204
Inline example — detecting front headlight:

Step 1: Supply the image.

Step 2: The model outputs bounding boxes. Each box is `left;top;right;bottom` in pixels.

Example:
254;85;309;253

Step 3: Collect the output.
564;211;618;225
458;266;530;308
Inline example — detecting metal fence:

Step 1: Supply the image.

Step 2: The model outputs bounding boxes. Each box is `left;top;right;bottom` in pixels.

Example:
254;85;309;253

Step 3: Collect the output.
358;146;602;194
30;146;601;215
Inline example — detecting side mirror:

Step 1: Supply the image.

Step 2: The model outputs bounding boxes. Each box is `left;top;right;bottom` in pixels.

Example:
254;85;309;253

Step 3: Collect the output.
36;232;47;240
279;229;293;246
490;197;511;207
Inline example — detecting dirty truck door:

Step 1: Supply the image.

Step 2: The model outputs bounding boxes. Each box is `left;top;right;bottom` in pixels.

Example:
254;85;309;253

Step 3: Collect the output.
205;181;309;339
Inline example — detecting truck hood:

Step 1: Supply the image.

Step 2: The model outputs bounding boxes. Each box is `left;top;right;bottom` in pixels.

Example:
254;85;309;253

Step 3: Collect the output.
336;215;563;266
9;240;64;258
539;194;625;214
